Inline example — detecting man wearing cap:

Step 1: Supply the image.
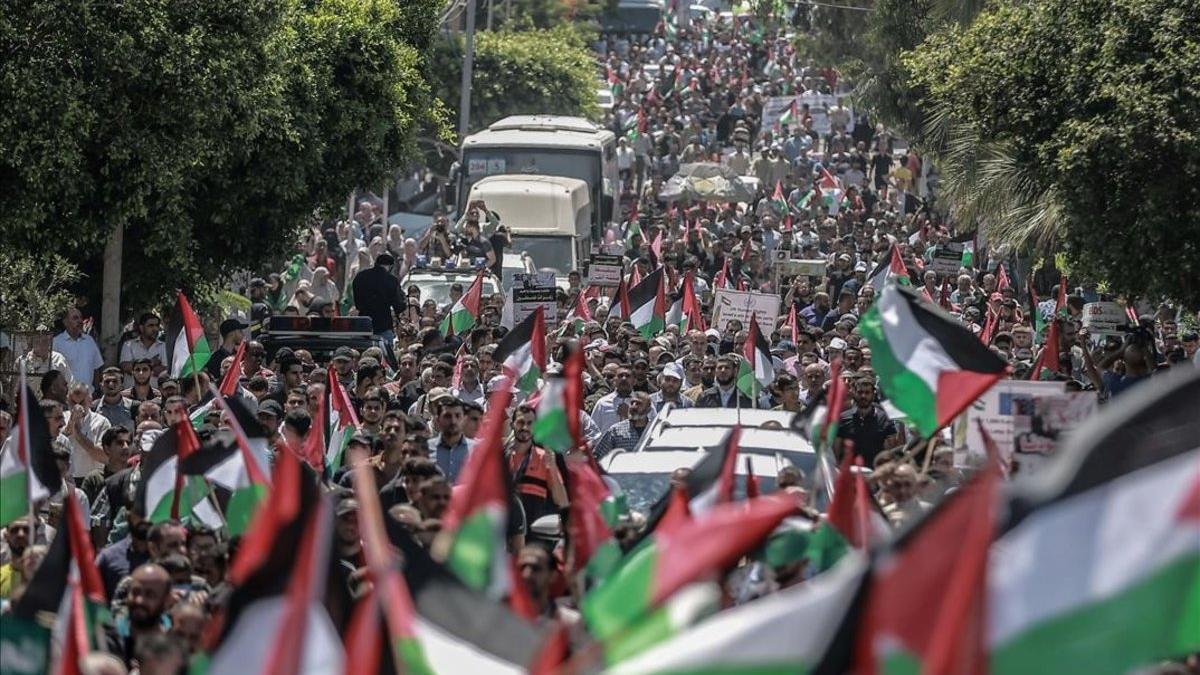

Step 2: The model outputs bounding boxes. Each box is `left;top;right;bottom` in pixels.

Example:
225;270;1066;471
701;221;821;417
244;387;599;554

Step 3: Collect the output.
330;346;357;390
650;363;692;413
256;399;284;437
206;318;247;381
351;253;407;360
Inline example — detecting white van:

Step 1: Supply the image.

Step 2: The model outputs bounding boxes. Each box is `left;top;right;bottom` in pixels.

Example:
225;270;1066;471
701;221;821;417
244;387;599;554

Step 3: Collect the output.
467;175;592;283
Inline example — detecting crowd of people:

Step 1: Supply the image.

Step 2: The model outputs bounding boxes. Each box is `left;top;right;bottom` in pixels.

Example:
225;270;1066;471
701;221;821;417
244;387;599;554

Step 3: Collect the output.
1;10;1198;675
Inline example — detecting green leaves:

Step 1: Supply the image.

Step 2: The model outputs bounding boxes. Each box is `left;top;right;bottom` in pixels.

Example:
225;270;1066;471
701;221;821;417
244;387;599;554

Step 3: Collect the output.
0;0;445;311
904;0;1200;308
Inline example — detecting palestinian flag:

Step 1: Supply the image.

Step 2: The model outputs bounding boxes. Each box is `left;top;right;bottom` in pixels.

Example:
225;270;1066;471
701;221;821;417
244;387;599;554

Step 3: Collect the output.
777;99;798;129
859;284;1007;436
995;262;1011;291
736;314;774;402
854;445;1002;675
495;306;546;394
1028;318;1062;381
866;244;911;294
611;552;869;675
563;290;593;335
712;257;730;290
169;290;212;379
440;271;484;336
12;491;109;656
772;181;788;214
826;450;888;551
609;277;633;321
300;389;328;473
567;462;626;584
0;377;61;526
628;267;666;339
679;272;705;332
532;348;585;453
325;369;359;473
137;421;219;525
396;533;563;674
207;453;343;675
642;428;741;539
986;368;1200;675
218;340;246;397
178;396;272;537
581;494;798;642
435;385;515;597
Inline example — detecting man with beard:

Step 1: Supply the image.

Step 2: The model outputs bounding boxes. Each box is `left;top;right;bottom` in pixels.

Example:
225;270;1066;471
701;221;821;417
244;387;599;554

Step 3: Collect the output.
589;365;636;430
428;398;473;483
837;376;899;466
650;363;692;412
593;392;653;460
507;405;569;524
107;563;172;667
695;355;756;408
96;506;153;599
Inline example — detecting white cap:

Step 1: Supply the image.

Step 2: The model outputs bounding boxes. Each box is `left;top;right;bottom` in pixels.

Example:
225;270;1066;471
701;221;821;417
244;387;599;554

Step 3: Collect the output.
660;362;684;381
829;337;848;351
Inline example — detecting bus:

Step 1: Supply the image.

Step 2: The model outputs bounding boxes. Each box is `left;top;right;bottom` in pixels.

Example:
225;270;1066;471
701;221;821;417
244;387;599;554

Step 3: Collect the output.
457;115;618;239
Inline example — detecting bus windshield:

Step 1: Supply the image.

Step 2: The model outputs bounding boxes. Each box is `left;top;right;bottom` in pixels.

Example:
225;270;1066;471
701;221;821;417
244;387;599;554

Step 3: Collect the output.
509;235;575;275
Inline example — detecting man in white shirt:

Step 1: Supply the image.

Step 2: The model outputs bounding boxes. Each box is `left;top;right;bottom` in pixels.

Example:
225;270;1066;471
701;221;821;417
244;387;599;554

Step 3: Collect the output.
589;365;635;431
16;328;74;394
118;312;168;387
53;308;104;387
63;381;111;480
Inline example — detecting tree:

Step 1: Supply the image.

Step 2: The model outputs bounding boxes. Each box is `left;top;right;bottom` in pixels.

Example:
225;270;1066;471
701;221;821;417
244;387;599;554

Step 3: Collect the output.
430;27;600;139
0;253;82;333
0;0;446;323
905;0;1200;307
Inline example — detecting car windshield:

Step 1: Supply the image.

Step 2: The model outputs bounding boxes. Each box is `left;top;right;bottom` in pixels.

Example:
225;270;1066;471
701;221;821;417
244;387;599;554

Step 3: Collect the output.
406;274;498;306
610;473;777;514
509;236;574;275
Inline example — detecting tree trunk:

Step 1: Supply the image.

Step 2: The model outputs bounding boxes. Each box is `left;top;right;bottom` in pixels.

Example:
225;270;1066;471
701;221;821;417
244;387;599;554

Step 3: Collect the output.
100;222;123;364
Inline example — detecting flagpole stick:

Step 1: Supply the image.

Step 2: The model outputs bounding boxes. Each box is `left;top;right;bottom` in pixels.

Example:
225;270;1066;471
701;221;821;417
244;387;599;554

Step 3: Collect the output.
21;363;37;544
920;433;937;476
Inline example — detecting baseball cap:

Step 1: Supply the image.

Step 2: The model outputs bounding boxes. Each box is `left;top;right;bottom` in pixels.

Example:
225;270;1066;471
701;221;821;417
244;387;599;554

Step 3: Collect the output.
336;498;360;517
854;261;868;272
332;346;355;362
220;318;249;337
773;340;797;355
257;400;283;419
828;337;848;351
660;362;684;381
427;387;454;404
349;432;374;448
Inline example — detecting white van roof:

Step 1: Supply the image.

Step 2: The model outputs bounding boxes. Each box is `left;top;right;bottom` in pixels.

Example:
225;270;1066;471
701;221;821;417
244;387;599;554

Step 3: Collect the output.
463;116;615;151
468;175;591;235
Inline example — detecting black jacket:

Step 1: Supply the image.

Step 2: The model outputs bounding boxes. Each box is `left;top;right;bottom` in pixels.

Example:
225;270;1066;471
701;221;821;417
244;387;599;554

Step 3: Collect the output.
352;265;407;334
695;385;756;409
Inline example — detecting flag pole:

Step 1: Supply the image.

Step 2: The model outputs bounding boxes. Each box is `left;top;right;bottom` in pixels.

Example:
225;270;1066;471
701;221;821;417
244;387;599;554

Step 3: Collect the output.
21;363;37;544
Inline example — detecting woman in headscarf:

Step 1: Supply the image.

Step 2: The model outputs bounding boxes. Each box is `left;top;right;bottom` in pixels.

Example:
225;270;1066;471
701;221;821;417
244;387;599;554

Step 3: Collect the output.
386;224;406;258
290;279;315;313
308;266;340;304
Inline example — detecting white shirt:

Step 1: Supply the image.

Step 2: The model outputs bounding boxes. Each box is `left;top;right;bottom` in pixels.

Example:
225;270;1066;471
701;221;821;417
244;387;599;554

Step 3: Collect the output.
118;338;168;387
63;408;111;479
589;391;631;431
53;332;104;385
16;350;74;394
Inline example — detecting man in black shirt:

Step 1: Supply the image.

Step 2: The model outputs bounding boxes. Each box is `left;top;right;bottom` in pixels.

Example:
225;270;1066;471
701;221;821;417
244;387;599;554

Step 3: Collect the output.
837;375;899;466
351;254;407;362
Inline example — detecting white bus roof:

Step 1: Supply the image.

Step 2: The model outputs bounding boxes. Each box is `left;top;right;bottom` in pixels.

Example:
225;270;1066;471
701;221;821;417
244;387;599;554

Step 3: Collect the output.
463;115;615;151
467;175;591;235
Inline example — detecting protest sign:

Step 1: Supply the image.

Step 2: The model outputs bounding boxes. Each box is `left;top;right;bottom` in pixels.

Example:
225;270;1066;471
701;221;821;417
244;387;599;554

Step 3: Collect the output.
711;288;780;333
929;242;966;275
511;272;558;325
760;96;799;131
1081;301;1130;339
1011;392;1098;474
963;380;1064;467
587;254;624;287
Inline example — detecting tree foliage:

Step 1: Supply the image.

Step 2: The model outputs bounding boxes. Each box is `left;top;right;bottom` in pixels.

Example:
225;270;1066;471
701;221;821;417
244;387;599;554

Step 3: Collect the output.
0;0;446;312
431;27;600;139
0;252;82;333
906;0;1200;307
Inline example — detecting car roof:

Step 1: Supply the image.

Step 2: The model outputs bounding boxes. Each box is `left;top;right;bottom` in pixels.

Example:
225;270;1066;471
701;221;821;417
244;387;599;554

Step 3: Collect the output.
643;427;814;456
602;450;789;476
652;407;798;428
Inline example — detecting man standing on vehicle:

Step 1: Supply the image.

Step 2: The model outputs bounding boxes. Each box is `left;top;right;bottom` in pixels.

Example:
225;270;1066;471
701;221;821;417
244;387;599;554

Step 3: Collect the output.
352;253;407;363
